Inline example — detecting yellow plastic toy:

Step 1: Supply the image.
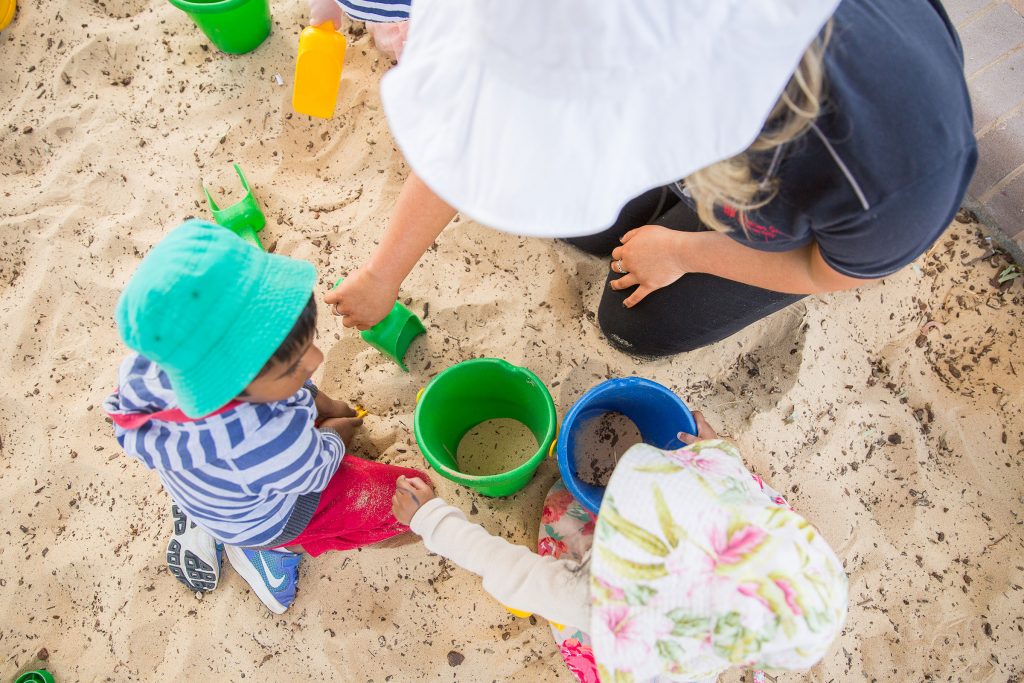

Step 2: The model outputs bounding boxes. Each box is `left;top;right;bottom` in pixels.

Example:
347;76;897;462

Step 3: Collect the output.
292;21;347;119
504;604;563;631
0;0;16;31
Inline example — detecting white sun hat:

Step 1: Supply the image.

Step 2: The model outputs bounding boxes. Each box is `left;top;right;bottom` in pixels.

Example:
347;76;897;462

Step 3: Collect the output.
380;0;839;238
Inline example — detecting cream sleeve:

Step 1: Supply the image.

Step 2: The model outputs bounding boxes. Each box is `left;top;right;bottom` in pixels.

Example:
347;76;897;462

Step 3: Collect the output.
410;498;592;631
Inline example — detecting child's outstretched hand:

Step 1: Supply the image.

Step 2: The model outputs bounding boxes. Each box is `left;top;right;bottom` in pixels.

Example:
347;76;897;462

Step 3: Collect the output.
392;476;436;525
678;410;719;445
320;416;363;444
308;0;343;28
318;396;362;420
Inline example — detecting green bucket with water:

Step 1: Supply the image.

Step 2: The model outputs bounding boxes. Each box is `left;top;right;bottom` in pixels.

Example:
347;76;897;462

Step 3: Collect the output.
168;0;271;54
414;358;556;497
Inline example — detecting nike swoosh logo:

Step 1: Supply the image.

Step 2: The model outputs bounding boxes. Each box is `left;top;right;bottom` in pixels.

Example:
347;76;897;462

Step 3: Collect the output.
259;553;286;589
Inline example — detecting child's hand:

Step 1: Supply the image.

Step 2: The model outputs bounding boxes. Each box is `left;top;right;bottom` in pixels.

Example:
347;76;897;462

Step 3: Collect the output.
678;411;719;444
319;397;361;420
320;416;363;444
392;476;436;525
308;0;343;28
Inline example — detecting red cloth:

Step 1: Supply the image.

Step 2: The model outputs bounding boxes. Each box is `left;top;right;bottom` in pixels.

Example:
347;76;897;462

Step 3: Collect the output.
272;455;428;556
107;395;243;429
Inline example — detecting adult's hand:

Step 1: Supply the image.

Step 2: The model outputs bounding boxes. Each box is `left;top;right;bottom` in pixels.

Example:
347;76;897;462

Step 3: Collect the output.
609;225;690;308
324;267;400;330
324;172;457;330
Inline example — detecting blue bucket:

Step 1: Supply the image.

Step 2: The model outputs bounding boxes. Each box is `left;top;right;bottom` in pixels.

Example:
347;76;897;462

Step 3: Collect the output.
556;378;697;514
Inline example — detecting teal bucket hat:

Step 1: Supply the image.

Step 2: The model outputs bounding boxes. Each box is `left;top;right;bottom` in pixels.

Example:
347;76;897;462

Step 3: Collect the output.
116;220;317;417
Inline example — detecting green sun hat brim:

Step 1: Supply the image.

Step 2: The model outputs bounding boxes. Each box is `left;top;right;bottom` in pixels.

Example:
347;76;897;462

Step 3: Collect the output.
116;220;317;417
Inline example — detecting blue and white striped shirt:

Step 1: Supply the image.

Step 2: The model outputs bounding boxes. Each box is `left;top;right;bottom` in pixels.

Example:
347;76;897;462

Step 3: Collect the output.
337;0;410;23
104;354;344;547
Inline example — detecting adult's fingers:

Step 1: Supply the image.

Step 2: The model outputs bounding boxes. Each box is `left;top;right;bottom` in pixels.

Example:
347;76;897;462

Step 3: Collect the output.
324;291;347;317
623;286;653;308
339;313;362;329
609;273;639;291
609;256;629;274
620;228;639;244
324;284;343;305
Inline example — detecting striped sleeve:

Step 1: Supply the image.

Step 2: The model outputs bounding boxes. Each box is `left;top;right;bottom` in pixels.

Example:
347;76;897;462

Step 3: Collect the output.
228;409;345;497
337;0;410;22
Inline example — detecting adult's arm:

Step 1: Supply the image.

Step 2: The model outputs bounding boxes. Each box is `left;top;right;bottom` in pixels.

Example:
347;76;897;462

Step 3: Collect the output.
325;172;457;329
610;226;877;307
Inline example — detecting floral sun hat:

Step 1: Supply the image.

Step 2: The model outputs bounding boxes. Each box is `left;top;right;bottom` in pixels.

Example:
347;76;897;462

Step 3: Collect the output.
590;440;847;681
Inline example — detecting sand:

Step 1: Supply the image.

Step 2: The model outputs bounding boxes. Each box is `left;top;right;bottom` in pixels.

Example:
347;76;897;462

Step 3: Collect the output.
572;412;643;487
455;419;538;477
2;2;1024;681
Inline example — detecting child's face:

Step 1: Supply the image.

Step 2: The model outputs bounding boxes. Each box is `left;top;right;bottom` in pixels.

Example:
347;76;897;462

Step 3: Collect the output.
240;338;324;404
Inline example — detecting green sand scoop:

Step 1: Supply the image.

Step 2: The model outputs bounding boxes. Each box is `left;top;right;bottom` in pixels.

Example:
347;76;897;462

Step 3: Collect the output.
204;164;266;250
15;671;55;683
333;279;425;371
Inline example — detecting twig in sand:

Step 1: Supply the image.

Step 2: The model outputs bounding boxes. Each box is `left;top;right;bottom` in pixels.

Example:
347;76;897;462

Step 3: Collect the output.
961;249;997;266
984;534;1008;552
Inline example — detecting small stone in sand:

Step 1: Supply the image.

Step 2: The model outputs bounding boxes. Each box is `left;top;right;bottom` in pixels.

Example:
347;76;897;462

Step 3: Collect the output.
447;650;465;666
573;412;644;487
455;419;537;476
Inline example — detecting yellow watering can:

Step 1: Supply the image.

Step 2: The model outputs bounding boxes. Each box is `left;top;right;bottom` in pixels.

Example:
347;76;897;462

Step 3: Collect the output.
292;21;347;119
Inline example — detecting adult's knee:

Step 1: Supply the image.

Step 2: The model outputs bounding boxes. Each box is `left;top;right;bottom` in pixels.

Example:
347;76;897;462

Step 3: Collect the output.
596;301;712;357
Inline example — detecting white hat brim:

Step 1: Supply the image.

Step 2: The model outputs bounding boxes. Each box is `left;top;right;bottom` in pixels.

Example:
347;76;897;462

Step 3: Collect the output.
382;0;840;237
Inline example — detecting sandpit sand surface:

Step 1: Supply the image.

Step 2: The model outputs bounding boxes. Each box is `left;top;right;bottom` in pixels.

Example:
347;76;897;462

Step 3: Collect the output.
2;3;1024;681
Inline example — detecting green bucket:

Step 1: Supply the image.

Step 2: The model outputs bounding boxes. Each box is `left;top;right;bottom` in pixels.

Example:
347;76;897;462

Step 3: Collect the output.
167;0;271;54
15;671;55;683
414;358;556;497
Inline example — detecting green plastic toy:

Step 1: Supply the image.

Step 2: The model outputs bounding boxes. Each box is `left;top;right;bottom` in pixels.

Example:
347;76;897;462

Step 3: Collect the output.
333;279;425;371
166;0;272;55
414;358;557;497
204;164;266;250
15;670;55;683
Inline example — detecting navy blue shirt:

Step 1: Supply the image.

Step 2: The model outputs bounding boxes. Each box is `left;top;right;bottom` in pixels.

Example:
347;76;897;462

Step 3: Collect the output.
677;0;978;279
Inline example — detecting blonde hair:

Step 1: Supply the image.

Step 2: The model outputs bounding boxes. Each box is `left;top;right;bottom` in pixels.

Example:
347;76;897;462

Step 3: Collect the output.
684;21;833;233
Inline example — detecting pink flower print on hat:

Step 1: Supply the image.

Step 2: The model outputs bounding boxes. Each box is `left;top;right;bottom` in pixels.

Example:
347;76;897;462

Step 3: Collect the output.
709;524;768;568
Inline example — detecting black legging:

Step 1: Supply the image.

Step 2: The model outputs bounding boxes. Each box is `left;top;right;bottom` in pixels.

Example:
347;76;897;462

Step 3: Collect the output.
565;187;805;357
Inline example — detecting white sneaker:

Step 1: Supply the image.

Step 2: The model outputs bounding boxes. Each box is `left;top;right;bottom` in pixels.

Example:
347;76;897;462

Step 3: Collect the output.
166;504;221;593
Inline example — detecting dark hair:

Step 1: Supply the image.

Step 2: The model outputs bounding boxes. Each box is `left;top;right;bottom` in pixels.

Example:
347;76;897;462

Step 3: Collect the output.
257;294;317;376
